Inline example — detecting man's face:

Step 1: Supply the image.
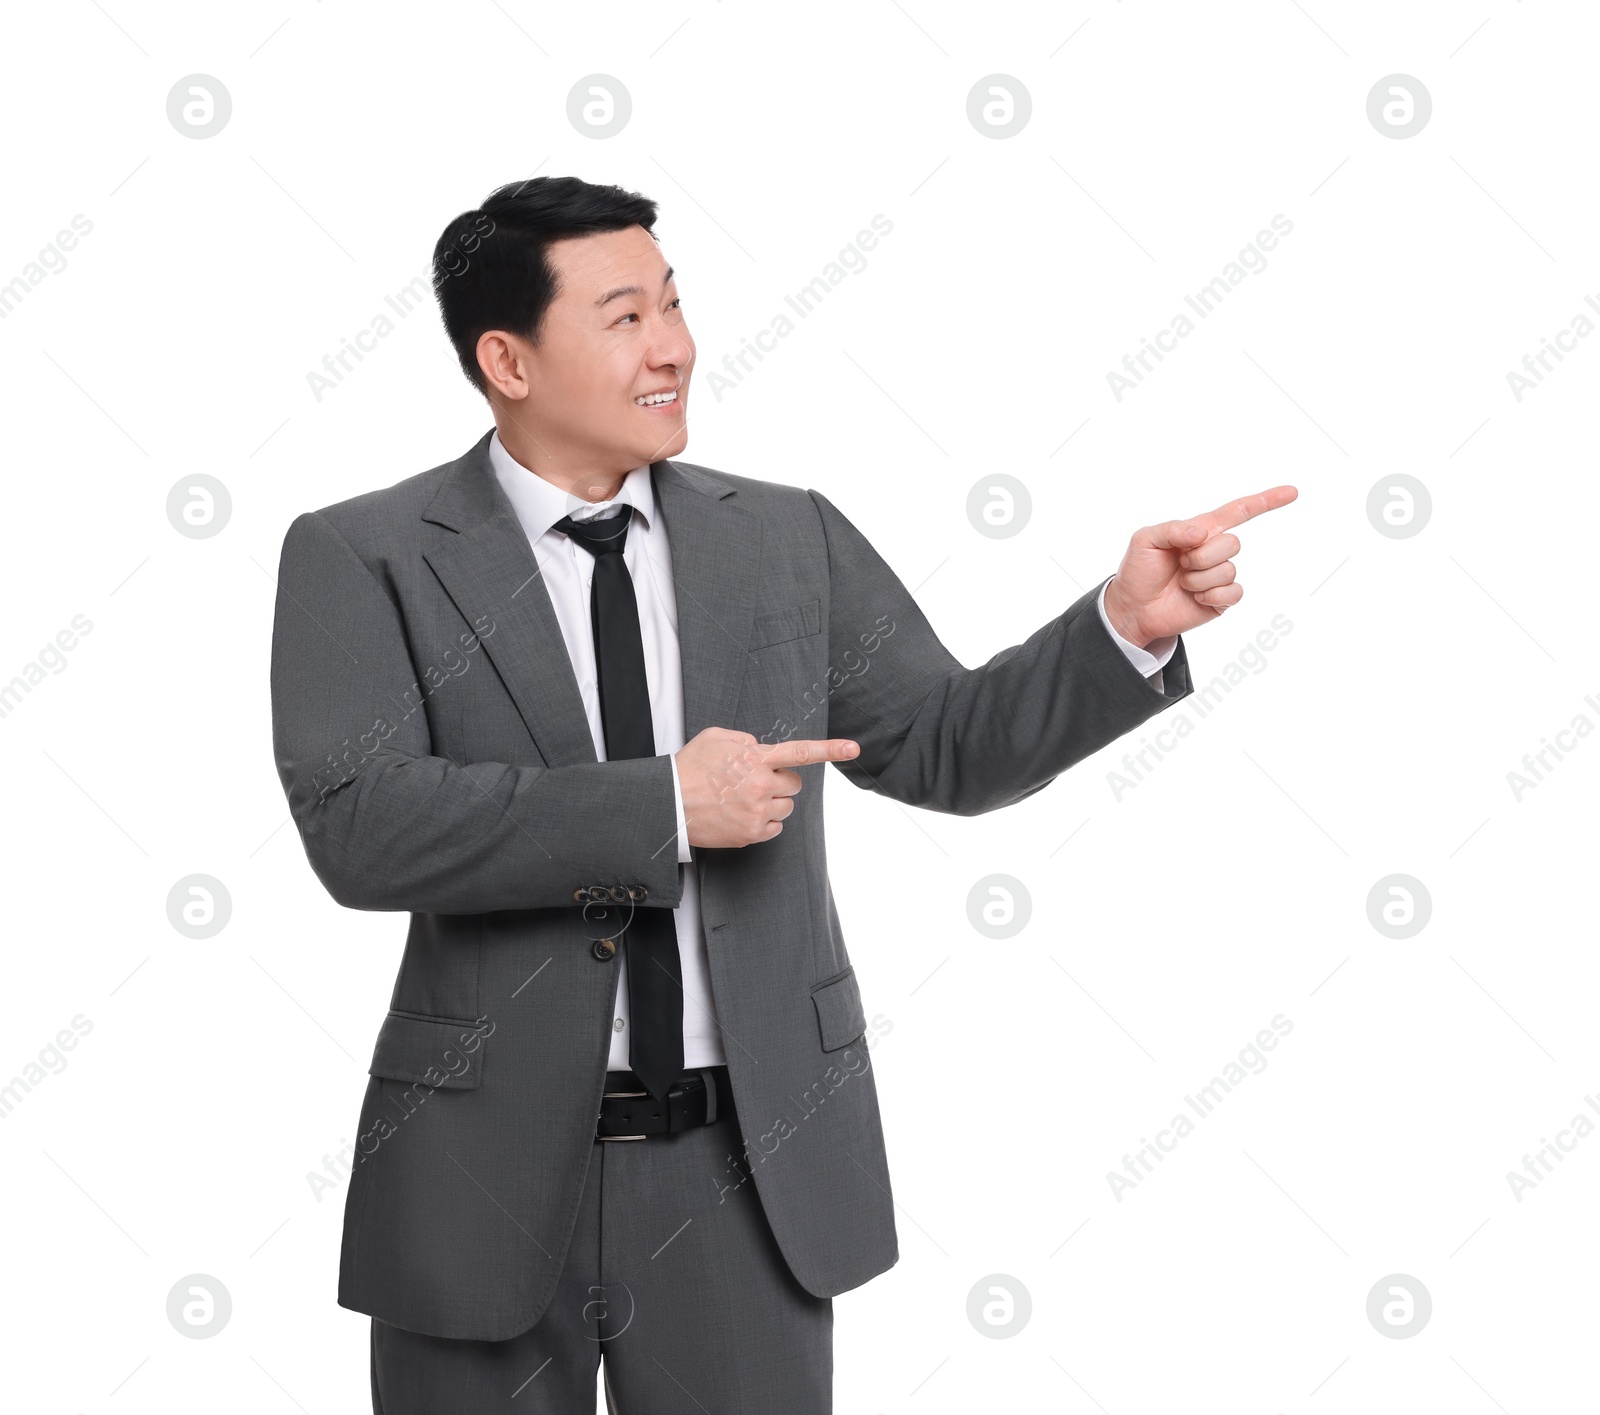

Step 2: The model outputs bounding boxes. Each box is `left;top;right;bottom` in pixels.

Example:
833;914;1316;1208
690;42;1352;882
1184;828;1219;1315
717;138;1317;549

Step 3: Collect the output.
488;224;694;481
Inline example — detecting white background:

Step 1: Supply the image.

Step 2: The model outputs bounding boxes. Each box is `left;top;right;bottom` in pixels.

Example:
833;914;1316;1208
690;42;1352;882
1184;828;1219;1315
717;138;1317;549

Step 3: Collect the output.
2;1;1596;1410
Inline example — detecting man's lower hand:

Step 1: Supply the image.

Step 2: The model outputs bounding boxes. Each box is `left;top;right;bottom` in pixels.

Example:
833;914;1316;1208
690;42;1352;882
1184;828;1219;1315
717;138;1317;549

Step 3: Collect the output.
676;728;860;848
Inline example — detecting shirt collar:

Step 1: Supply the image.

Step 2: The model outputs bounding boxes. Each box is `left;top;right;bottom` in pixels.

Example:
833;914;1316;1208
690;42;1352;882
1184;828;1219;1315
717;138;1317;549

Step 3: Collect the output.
488;429;655;541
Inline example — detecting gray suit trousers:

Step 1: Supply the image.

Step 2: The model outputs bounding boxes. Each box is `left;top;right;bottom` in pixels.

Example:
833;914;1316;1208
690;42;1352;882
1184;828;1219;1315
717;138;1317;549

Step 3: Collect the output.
370;1100;831;1414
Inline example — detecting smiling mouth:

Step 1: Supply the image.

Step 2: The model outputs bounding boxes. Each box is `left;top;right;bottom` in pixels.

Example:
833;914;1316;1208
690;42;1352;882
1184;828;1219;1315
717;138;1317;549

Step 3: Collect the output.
634;389;679;408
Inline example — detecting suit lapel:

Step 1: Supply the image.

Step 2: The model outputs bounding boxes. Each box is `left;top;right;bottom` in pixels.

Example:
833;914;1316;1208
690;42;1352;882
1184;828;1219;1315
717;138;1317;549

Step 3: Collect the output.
651;457;761;745
421;431;761;770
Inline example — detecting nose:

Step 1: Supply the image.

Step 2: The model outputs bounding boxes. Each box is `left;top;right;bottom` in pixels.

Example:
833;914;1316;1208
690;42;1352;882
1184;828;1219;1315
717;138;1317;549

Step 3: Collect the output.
649;316;694;374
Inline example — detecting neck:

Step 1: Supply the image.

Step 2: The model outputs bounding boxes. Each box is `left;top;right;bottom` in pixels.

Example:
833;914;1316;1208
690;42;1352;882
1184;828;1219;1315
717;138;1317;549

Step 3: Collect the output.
493;414;629;504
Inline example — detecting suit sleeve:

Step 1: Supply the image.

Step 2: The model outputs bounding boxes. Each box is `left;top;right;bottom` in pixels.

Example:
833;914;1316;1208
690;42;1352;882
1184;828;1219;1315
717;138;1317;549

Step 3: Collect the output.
807;489;1193;817
269;510;684;914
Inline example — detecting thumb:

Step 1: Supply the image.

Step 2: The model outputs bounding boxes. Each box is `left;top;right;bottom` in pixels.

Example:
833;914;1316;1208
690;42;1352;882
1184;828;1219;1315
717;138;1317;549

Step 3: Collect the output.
1140;519;1209;552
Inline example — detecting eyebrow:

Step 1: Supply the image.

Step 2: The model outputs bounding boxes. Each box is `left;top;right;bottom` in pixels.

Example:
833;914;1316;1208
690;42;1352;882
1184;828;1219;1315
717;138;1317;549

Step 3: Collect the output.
595;265;675;308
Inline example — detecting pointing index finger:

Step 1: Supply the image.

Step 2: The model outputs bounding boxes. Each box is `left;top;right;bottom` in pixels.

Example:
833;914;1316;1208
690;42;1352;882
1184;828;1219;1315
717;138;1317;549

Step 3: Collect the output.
762;738;860;767
1194;485;1298;535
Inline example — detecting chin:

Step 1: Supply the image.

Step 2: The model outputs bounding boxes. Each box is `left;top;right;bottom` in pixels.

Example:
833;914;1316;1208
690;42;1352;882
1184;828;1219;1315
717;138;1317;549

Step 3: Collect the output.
646;428;690;463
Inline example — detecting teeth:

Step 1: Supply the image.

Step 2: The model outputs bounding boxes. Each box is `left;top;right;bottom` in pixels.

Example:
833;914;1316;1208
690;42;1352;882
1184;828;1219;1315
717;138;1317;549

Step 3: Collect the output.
635;390;677;406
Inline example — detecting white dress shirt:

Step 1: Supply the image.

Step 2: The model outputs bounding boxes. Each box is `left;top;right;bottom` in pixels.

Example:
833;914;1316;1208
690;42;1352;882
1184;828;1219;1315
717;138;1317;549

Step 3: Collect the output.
488;431;1177;1072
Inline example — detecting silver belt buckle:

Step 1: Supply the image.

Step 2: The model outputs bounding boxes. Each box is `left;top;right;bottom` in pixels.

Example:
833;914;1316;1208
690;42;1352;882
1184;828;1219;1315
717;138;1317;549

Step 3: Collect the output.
599;1087;648;1141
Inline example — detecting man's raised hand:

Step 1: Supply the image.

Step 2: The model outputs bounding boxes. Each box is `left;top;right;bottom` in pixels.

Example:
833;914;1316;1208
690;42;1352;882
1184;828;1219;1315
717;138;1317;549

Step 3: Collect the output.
1101;485;1299;646
676;727;861;848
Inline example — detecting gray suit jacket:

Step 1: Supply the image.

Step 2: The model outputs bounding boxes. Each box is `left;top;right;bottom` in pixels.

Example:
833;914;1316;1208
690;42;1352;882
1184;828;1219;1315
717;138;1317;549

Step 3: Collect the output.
269;428;1193;1341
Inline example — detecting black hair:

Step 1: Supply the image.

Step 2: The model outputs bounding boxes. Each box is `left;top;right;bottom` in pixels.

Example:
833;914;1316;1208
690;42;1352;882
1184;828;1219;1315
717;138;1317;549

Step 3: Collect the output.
431;175;659;397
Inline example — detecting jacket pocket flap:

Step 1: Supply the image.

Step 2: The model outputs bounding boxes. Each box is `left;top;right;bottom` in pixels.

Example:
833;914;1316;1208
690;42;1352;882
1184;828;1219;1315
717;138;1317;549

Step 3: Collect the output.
811;967;867;1052
368;1011;485;1089
751;598;821;649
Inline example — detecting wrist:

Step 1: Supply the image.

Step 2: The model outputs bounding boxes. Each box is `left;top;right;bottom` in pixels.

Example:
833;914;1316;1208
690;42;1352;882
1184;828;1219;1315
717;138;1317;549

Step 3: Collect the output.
1102;579;1149;648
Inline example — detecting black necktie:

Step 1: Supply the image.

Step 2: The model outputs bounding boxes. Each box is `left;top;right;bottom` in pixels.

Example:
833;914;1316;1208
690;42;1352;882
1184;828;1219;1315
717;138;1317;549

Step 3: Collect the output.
553;504;684;1105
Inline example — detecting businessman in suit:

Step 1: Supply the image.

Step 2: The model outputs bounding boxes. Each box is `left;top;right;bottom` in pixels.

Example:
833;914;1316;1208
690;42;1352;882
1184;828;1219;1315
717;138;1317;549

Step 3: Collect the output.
269;175;1295;1413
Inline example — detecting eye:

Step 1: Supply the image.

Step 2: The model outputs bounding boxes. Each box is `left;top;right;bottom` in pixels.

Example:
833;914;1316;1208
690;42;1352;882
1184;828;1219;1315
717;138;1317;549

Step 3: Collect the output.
615;297;680;326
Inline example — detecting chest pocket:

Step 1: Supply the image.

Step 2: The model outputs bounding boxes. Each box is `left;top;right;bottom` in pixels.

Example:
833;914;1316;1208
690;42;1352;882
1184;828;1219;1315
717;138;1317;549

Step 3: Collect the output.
750;598;821;649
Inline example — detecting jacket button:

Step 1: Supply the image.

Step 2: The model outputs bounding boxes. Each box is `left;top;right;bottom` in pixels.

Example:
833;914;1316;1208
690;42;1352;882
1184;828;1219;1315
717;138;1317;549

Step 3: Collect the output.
608;884;628;903
573;887;591;904
630;885;648;902
592;938;616;960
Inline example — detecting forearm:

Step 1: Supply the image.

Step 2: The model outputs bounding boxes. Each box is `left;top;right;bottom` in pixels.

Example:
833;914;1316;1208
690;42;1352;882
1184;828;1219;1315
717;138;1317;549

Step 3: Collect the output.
830;577;1189;816
283;750;683;914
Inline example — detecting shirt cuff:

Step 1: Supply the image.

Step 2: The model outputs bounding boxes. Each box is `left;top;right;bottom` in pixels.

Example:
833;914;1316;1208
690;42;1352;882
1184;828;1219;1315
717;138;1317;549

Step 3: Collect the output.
1098;578;1177;687
669;753;693;864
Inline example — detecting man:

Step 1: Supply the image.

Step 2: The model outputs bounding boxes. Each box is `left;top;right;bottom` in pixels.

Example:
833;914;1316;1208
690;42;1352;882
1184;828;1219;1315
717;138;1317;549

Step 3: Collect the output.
269;175;1294;1413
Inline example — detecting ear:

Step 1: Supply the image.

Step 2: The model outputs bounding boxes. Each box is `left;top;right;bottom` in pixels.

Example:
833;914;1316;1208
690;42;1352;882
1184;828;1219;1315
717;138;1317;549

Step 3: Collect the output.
477;330;532;403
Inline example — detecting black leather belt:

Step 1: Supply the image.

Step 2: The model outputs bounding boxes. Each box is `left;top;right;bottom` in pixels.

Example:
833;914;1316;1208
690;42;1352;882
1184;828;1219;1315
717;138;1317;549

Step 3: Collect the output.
597;1065;732;1140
